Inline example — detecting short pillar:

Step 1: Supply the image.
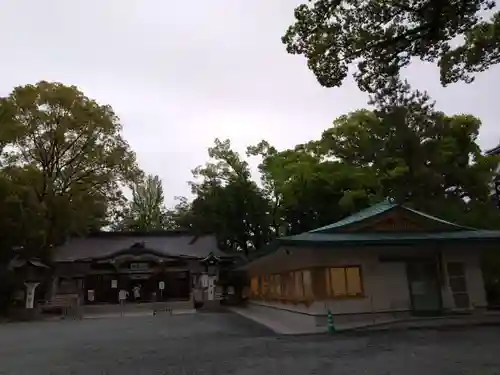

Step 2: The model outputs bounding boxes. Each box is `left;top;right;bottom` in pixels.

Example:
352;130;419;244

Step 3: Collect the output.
24;282;40;309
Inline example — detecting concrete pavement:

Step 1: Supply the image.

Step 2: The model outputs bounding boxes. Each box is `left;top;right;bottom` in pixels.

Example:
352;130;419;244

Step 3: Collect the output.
1;313;500;374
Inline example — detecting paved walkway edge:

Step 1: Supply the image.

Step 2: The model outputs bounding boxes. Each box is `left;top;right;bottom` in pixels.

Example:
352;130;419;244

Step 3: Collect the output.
228;307;326;335
83;309;197;320
229;307;500;335
346;314;500;333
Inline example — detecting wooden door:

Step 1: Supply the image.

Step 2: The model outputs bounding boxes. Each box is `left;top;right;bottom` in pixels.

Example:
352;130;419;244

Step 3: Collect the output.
406;261;442;315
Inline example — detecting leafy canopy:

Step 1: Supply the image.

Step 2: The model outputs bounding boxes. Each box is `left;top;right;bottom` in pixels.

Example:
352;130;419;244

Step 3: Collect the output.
184;139;273;255
114;174;167;231
282;0;500;92
168;81;500;253
248;140;381;235
318;79;500;227
0;81;141;249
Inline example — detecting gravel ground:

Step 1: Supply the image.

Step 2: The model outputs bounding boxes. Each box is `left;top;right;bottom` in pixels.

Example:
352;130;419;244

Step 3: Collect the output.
0;312;499;375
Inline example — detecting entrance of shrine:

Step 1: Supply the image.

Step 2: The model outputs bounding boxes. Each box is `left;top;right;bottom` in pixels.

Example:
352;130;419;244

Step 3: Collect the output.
83;271;191;304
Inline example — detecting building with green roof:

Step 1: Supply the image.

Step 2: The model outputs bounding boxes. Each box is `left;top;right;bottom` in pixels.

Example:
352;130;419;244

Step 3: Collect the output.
242;200;500;330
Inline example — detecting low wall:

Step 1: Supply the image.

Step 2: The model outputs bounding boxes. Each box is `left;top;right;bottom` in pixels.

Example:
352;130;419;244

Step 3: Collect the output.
248;300;412;330
246;301;319;330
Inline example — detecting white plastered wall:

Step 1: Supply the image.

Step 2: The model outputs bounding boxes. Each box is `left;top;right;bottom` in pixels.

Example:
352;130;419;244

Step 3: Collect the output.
246;245;487;319
246;247;413;317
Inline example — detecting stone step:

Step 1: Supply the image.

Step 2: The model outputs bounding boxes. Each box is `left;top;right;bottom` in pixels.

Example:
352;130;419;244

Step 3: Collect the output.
198;300;226;312
82;300;194;315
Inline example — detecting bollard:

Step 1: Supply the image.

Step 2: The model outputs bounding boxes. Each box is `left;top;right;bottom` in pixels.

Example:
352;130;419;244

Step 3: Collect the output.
327;309;336;333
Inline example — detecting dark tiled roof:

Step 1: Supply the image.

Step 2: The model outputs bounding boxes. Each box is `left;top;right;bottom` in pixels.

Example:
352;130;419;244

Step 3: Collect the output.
53;232;226;262
9;257;49;270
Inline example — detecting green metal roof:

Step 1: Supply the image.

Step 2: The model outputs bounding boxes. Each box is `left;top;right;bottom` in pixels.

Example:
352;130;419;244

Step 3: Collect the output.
310;199;471;233
400;206;473;230
241;202;500;270
310;200;396;233
280;230;500;247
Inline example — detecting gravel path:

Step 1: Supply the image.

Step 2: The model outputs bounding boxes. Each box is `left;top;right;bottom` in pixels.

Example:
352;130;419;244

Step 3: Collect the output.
0;312;499;375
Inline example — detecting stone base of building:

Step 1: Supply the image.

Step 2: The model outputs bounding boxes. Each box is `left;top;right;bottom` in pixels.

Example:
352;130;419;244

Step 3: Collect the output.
245;300;413;332
236;301;492;334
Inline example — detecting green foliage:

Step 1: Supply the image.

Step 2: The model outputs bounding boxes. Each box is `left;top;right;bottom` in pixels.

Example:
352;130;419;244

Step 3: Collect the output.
163;197;196;230
167;81;500;258
248;140;381;235
0;81;143;312
282;0;500;92
114;174;168;231
319;80;498;211
0;81;141;252
181;139;274;255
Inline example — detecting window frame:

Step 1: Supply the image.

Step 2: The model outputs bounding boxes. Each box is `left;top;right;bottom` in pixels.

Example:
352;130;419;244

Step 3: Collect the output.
250;269;316;304
249;265;364;304
325;265;364;299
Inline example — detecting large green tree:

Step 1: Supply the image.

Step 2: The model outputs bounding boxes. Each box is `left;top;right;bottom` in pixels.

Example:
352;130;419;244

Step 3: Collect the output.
282;0;500;92
115;174;167;231
0;81;141;249
163;197;195;230
318;79;500;227
185;139;273;255
168;84;498;259
172;89;498;255
248;140;381;235
0;166;46;262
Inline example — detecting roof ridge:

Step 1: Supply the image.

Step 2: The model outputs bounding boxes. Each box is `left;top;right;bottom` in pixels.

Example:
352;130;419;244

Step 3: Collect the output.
310;199;397;233
400;205;475;230
308;199;473;234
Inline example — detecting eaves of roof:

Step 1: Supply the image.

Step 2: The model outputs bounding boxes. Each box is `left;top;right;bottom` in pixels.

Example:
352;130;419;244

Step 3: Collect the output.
485;144;500;156
279;230;500;247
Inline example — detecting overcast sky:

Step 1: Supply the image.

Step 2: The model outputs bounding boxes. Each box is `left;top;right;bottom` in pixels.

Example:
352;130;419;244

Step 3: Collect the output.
1;0;499;206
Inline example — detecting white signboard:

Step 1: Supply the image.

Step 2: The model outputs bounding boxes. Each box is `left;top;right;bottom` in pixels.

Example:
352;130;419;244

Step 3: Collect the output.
119;289;127;301
201;274;208;288
208;285;215;301
111;280;118;289
158;281;165;290
88;289;95;302
207;276;216;301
